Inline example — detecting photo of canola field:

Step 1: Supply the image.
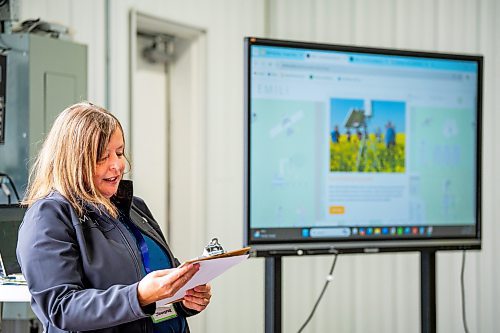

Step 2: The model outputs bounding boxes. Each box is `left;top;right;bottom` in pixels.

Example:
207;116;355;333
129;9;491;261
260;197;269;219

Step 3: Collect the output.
330;99;406;173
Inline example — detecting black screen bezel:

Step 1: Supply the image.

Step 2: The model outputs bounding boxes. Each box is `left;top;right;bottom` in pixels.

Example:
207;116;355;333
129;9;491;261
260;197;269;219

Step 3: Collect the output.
0;204;26;275
243;37;482;257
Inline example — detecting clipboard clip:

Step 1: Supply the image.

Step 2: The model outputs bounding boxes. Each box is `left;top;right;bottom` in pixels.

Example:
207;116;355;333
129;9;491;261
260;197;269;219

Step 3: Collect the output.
201;238;226;257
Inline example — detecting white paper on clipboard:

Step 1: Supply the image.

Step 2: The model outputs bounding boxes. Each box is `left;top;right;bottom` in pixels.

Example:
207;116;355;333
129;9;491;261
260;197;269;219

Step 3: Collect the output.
156;253;249;307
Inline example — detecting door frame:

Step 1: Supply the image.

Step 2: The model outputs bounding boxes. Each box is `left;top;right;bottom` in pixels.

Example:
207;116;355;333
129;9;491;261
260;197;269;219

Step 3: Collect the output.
129;10;207;255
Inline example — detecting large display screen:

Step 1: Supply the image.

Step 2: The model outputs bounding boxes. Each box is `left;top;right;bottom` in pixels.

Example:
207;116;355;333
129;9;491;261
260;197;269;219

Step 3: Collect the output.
244;38;482;255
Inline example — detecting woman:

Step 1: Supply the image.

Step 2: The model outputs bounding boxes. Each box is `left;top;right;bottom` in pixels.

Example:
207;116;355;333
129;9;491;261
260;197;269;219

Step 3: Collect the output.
17;102;211;332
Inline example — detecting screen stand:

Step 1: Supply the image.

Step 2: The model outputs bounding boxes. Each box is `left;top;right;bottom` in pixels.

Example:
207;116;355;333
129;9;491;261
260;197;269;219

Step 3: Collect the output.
265;256;282;333
420;249;436;333
264;251;436;333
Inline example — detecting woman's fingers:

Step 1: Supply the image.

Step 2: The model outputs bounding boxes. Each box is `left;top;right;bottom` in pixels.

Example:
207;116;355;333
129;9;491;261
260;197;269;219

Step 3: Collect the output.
189;284;211;294
160;264;200;296
138;264;200;306
155;264;197;280
182;283;212;311
183;294;210;306
165;264;199;286
182;298;209;311
185;283;211;297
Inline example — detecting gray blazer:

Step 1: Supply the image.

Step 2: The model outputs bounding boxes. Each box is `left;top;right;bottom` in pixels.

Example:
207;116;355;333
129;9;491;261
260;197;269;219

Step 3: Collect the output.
16;180;197;332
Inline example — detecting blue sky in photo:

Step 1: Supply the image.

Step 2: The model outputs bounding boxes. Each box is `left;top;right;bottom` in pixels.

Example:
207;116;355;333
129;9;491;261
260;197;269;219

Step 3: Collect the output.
330;98;406;134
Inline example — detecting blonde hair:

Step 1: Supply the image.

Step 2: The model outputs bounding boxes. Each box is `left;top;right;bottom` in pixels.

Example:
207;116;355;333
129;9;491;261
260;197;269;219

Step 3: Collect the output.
23;102;126;218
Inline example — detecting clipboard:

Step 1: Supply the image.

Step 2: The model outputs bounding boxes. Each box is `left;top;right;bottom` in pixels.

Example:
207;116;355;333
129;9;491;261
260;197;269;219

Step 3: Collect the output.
156;247;251;307
179;247;251;267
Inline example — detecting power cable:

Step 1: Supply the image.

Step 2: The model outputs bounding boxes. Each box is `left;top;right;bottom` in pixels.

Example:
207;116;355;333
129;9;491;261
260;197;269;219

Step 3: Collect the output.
461;250;470;333
297;252;339;333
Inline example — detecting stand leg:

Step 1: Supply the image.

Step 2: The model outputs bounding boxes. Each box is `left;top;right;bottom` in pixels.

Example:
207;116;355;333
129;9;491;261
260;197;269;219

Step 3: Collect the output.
421;250;436;333
265;256;282;333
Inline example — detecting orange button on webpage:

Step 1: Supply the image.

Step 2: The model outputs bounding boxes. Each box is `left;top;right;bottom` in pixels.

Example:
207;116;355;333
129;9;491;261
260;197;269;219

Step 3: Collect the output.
329;206;345;215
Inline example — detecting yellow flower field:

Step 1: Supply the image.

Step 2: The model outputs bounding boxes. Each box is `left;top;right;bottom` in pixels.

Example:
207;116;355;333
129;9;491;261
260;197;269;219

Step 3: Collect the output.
330;133;405;172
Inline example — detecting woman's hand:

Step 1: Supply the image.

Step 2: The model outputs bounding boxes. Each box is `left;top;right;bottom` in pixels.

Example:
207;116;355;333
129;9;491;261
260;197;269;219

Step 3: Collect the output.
137;264;200;307
182;284;212;312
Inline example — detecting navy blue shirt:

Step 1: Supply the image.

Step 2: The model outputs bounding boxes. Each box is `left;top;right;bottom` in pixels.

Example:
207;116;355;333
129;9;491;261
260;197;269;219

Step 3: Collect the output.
121;215;187;333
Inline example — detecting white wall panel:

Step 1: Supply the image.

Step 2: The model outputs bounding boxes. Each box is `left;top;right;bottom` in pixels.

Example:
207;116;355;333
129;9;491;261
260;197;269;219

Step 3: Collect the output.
475;0;497;331
483;0;500;331
394;0;437;50
69;0;106;105
269;0;499;332
436;0;479;52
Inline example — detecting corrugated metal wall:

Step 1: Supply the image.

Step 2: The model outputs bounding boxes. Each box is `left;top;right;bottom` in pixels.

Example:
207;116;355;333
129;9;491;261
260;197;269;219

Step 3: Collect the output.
18;0;500;332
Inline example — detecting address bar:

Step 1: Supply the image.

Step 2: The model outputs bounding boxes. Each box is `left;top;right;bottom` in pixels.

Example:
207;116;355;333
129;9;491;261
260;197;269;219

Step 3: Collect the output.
279;62;463;81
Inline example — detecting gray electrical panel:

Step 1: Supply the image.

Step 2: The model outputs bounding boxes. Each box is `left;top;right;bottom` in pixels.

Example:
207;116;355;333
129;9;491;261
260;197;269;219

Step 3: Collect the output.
0;0;19;22
0;33;87;202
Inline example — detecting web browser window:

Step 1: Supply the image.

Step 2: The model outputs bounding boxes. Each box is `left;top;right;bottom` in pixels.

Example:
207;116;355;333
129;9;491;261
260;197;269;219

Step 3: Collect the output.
248;43;480;244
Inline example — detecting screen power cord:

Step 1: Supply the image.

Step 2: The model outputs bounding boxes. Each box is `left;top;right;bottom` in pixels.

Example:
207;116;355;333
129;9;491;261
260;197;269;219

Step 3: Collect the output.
461;250;470;333
297;252;339;333
296;250;469;333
